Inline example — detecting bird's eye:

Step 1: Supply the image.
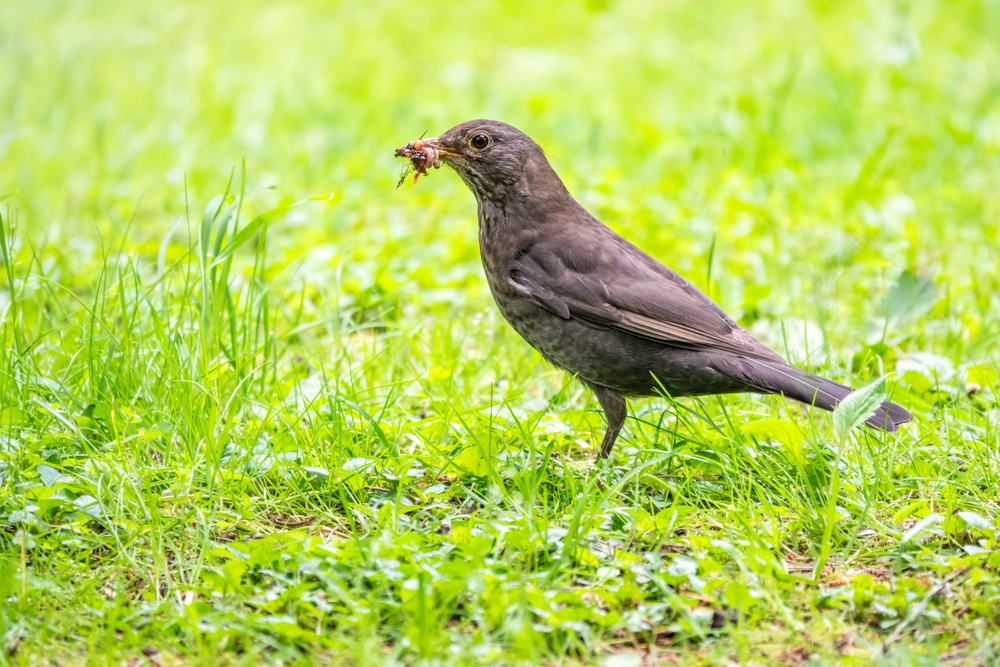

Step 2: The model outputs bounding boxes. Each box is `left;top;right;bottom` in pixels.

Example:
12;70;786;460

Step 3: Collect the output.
470;134;491;150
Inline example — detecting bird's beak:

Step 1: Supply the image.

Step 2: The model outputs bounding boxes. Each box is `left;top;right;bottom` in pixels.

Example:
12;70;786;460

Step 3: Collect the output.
416;137;458;158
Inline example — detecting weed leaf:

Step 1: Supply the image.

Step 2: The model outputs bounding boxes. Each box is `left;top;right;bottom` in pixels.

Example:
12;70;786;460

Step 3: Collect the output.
833;375;889;442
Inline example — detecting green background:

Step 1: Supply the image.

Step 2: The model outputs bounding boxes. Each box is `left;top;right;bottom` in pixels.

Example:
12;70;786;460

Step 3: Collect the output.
1;1;999;665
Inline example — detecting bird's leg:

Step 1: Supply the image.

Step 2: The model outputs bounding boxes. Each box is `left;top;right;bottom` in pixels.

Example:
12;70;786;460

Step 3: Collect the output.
585;382;627;459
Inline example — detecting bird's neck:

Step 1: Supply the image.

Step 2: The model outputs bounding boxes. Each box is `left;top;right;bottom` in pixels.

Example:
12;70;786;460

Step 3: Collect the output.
475;155;580;233
476;157;584;277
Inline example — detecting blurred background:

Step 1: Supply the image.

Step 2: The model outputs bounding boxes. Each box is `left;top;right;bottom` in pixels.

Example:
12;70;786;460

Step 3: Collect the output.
3;2;1000;661
3;0;998;365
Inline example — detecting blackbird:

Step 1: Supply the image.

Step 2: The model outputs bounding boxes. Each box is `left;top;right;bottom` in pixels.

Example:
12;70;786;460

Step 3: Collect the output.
397;120;912;458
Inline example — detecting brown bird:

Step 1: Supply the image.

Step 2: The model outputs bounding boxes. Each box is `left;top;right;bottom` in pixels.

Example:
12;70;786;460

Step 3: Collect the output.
396;120;912;458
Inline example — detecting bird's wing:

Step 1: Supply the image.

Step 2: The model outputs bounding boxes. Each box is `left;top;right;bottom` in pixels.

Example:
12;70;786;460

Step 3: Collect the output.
510;226;784;362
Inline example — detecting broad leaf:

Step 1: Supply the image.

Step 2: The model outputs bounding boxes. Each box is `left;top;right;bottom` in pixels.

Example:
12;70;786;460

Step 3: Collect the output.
37;464;63;487
833;375;889;442
958;511;994;532
871;270;938;341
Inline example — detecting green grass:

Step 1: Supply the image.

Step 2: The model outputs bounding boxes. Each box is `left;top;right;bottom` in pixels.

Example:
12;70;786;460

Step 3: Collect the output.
2;0;1000;664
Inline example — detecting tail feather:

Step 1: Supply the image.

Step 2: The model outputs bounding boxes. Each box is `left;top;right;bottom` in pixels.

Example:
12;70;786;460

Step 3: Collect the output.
745;359;913;433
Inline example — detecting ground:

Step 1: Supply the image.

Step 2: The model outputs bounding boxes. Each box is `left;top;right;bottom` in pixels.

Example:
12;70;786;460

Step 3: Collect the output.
1;0;999;665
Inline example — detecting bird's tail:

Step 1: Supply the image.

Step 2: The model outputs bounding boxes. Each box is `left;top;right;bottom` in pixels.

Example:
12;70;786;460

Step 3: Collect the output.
744;359;913;432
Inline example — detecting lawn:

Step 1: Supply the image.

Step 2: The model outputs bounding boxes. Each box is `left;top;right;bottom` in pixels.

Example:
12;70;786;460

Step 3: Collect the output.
2;0;1000;664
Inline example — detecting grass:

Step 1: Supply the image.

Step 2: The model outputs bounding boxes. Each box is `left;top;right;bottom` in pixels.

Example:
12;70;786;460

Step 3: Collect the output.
2;0;1000;664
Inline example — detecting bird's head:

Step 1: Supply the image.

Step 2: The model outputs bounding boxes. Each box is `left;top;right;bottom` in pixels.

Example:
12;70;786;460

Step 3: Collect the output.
400;120;556;204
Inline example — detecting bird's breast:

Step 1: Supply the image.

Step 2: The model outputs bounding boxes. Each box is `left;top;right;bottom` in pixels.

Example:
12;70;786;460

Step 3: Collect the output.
478;207;536;310
477;206;516;283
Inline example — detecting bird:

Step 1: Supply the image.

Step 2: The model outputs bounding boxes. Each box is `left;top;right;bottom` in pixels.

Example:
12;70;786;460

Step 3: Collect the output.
396;120;912;458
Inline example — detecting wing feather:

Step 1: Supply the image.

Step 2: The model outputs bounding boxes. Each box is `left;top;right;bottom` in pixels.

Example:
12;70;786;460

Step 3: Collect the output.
510;226;784;363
